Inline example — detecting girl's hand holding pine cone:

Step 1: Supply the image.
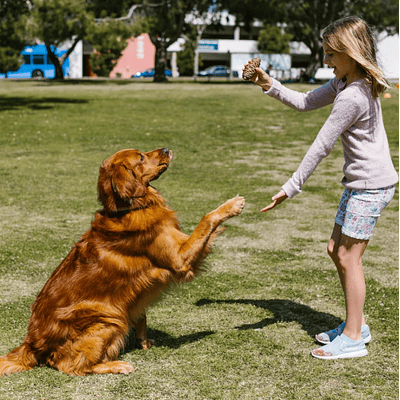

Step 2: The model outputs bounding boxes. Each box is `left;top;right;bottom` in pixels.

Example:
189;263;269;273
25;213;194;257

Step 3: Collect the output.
242;58;273;91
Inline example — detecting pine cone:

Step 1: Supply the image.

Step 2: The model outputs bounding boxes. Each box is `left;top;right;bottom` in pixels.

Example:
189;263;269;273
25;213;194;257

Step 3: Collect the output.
242;58;261;81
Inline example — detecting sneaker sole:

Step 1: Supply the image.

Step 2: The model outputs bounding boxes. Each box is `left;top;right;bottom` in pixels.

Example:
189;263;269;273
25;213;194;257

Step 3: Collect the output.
363;334;372;344
312;348;368;360
316;334;372;345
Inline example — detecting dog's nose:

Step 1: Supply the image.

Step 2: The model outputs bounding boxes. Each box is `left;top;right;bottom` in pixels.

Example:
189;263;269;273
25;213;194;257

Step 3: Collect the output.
161;148;169;155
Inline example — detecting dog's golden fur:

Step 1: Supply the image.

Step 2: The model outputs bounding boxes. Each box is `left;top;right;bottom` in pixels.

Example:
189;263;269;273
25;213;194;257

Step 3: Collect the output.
0;148;244;376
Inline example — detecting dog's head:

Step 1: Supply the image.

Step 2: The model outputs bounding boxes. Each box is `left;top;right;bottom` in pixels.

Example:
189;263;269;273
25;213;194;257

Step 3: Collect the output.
98;148;173;213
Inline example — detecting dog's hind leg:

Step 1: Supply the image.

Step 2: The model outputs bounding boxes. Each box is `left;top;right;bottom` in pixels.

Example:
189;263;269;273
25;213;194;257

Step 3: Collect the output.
0;343;37;376
49;324;131;376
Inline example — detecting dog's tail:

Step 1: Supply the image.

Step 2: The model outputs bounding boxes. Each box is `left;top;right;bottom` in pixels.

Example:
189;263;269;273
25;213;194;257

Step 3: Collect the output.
0;343;37;376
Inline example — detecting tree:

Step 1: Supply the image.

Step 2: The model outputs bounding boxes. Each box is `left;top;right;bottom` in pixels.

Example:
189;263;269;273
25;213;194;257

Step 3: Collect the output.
176;24;204;76
25;0;143;79
280;0;350;77
257;24;293;54
28;0;94;79
183;1;223;78
3;0;218;81
137;0;222;82
0;0;30;75
91;0;198;82
176;26;197;76
282;0;398;76
351;0;398;36
137;0;191;82
88;20;141;77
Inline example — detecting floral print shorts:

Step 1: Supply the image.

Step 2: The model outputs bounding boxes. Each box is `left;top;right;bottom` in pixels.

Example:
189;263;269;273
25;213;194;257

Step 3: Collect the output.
335;186;396;240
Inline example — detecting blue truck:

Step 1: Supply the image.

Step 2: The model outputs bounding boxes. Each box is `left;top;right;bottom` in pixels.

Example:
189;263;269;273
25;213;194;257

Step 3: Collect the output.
0;44;69;79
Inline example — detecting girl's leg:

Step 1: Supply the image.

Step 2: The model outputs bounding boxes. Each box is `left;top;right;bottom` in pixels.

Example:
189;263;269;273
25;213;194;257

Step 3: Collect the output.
327;223;345;290
327;223;369;340
337;233;369;340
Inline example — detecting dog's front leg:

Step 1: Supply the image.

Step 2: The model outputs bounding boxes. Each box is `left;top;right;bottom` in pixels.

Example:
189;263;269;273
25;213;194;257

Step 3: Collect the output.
177;196;245;271
133;314;154;350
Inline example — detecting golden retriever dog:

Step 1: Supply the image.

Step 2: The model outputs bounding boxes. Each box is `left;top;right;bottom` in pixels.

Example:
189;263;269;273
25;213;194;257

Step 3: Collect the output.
0;148;245;376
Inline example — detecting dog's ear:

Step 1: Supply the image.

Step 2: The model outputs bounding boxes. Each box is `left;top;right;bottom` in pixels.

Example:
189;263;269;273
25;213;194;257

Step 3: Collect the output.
111;165;147;201
98;163;118;212
98;160;147;212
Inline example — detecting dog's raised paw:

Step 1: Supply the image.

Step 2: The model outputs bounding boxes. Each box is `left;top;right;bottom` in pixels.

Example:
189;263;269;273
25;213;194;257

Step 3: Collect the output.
222;196;245;217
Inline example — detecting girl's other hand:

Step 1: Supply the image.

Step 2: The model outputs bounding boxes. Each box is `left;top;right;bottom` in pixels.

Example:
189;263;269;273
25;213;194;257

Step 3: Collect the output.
260;189;288;213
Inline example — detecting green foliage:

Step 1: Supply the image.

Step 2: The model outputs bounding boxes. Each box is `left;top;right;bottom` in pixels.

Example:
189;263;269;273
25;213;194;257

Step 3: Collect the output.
30;0;94;47
0;80;397;399
351;0;399;35
24;0;144;79
0;0;29;74
88;21;136;77
258;24;293;54
0;47;23;74
176;26;203;76
26;0;96;78
176;45;195;76
139;0;216;81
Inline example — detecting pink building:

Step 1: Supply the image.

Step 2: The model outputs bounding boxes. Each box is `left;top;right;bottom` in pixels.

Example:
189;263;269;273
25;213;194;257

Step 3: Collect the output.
110;34;155;79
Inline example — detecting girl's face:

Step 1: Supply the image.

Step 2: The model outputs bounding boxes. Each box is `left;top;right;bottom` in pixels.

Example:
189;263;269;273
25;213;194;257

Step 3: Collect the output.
323;41;363;84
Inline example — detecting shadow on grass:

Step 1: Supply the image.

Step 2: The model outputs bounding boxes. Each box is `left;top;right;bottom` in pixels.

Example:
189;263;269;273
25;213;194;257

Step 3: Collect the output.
196;298;343;338
0;96;88;112
124;328;215;352
38;79;136;86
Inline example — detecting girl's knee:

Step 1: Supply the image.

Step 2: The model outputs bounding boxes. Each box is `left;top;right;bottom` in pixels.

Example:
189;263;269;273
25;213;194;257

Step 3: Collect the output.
327;240;337;260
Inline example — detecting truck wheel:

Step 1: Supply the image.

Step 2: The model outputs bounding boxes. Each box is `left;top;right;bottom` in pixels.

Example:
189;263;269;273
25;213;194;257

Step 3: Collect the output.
32;70;44;78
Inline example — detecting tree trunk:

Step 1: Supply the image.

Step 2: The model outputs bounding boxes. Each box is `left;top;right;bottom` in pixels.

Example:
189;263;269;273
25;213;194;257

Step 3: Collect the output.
193;24;206;79
46;44;64;79
304;37;325;78
45;37;81;80
305;53;321;78
153;35;168;83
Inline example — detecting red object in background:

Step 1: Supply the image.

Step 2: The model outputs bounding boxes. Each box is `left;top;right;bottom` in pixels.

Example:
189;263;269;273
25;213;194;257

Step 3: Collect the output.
110;34;155;79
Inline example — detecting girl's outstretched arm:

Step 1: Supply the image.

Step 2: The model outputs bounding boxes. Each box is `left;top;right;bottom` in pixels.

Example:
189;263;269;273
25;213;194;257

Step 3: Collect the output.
260;190;288;213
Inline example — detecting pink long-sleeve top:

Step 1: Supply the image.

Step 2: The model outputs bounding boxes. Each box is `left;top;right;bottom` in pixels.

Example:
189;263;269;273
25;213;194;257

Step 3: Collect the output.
264;77;398;198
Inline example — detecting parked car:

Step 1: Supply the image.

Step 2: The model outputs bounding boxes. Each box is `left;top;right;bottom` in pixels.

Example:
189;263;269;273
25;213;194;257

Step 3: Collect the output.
132;68;172;78
198;65;238;77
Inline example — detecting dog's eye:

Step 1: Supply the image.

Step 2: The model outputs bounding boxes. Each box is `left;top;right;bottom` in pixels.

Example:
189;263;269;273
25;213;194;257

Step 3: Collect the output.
140;155;144;162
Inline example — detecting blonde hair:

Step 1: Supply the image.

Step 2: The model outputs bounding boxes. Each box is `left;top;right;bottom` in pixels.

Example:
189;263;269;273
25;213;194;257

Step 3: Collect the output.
321;16;390;98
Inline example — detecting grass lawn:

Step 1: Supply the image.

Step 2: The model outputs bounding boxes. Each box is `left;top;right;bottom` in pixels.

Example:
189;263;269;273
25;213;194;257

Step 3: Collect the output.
0;78;398;400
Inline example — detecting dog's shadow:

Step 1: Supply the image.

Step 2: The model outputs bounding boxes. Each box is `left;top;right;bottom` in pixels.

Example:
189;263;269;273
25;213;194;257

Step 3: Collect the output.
195;298;343;338
125;328;215;352
125;298;341;351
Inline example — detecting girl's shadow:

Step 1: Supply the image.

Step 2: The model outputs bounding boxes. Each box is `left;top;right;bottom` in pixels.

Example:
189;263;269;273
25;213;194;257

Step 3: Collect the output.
195;298;343;338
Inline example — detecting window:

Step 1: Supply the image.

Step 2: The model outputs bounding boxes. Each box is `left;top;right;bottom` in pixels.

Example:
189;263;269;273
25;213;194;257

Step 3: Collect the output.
23;55;31;64
33;55;45;64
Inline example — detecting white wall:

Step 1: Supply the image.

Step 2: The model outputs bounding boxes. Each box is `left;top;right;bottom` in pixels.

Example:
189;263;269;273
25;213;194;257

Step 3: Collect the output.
377;34;399;80
68;40;83;79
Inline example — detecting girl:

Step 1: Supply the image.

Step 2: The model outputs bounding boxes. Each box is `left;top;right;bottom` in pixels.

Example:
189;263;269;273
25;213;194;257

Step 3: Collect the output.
246;16;398;359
